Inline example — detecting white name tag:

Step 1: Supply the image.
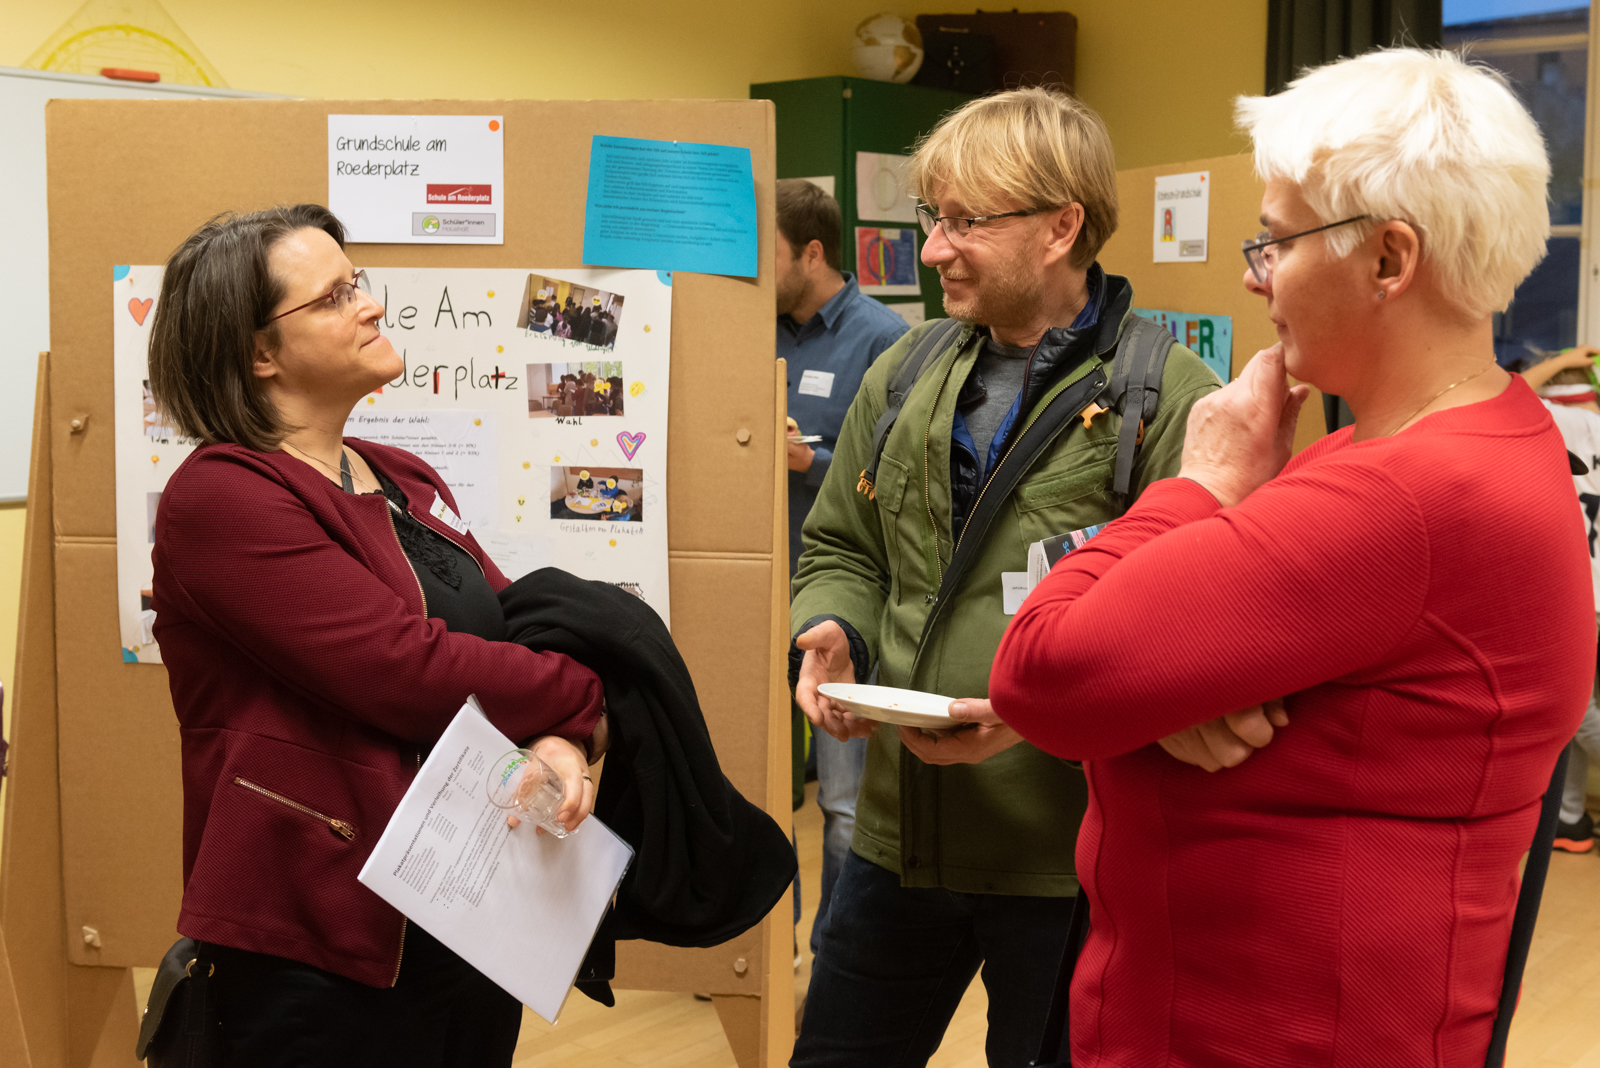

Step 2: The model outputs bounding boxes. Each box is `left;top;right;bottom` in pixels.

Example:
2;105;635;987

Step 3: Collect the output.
429;492;471;536
1001;571;1030;615
798;369;835;398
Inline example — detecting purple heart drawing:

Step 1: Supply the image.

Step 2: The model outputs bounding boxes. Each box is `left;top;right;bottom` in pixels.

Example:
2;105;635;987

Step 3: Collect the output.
617;430;646;462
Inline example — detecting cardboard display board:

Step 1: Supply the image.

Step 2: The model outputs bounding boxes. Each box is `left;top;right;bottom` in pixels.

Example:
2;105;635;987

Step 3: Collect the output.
1099;152;1329;453
3;98;792;1068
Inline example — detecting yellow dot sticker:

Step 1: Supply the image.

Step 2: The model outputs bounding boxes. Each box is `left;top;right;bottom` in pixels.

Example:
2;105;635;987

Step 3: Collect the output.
553;455;561;462
496;345;504;353
474;418;482;426
522;461;530;469
629;381;645;397
487;290;495;298
643;324;652;333
590;438;599;446
609;539;617;547
150;455;159;464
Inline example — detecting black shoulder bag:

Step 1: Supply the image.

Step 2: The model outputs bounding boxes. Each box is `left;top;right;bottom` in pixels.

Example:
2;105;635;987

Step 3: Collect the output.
136;937;223;1067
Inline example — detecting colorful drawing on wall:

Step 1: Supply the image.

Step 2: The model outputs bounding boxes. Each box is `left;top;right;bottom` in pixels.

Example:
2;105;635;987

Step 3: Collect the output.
1133;308;1232;384
854;226;920;296
114;266;674;664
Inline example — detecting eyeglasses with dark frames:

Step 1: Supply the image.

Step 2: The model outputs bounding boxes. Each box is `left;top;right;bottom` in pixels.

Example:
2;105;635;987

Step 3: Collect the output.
916;204;1040;239
266;269;372;323
1241;217;1368;284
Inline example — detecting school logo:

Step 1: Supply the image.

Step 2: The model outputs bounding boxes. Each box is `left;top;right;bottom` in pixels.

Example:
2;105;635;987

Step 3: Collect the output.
421;216;440;234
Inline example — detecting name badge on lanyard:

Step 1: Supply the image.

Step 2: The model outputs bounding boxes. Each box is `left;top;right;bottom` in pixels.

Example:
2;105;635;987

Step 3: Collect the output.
429;492;471;536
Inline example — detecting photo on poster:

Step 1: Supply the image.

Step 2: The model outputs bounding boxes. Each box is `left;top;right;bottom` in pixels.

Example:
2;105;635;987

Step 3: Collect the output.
516;272;625;348
550;466;642;522
854;152;918;224
142;380;181;441
855;227;921;295
527;362;625;418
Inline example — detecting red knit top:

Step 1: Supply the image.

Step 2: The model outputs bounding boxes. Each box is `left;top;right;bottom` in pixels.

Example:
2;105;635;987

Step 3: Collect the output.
990;376;1595;1066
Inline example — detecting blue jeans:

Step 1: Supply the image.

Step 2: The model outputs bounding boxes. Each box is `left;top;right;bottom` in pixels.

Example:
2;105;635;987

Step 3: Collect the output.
793;850;1074;1068
810;729;868;956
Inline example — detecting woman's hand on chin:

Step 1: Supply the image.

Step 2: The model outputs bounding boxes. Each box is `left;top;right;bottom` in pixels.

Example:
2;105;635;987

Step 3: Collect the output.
1178;344;1310;508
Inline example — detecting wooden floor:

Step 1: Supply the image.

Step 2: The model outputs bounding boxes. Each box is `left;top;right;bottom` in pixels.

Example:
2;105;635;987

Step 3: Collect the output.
131;785;1600;1067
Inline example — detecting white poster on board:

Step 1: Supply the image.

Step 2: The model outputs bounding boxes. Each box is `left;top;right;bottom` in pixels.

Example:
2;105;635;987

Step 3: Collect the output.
328;115;506;244
855;151;918;224
113;265;672;664
1152;170;1209;262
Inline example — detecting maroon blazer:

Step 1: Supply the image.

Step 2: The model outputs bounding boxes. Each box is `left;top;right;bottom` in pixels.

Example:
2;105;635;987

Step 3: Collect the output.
152;438;603;987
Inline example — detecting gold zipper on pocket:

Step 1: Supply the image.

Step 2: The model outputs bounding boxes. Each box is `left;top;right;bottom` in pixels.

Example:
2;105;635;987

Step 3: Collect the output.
233;777;356;841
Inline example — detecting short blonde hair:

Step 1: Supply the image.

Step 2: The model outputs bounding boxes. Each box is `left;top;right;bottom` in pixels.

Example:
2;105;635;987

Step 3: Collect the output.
906;87;1119;269
1235;48;1549;319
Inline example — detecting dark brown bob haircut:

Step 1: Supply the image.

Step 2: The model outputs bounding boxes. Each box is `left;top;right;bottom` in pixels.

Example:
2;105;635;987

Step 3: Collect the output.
147;204;345;452
775;178;842;271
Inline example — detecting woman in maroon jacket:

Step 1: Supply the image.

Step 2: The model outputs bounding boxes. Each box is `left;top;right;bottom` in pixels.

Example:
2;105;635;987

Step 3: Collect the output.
148;204;606;1066
984;50;1595;1065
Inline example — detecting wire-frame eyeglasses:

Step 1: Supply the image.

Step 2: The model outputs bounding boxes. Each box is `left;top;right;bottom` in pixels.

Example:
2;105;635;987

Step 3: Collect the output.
266;269;372;323
1241;217;1368;284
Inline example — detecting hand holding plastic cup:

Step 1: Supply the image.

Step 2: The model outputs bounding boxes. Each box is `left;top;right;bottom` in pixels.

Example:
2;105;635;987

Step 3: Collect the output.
486;748;572;838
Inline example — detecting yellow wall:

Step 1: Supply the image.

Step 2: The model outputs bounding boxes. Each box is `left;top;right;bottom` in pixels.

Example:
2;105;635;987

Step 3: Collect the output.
0;0;1266;761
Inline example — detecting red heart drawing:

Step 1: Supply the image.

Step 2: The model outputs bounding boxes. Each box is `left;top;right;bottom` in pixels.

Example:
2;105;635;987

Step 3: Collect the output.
129;297;153;325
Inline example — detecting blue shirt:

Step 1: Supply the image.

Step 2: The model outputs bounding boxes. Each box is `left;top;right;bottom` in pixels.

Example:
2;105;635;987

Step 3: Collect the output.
779;273;910;575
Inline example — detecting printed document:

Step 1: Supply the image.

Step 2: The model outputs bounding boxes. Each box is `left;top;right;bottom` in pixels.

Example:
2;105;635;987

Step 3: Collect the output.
358;700;633;1022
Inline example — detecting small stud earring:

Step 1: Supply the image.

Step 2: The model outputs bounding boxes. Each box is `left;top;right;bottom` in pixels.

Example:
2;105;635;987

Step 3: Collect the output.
1377;290;1387;299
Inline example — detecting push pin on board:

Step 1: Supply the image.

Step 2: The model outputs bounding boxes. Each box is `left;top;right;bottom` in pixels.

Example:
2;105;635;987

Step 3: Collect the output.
1079;401;1107;429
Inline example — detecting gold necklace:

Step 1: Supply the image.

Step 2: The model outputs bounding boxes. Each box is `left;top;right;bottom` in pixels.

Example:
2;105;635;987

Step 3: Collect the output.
1383;363;1497;437
282;442;378;494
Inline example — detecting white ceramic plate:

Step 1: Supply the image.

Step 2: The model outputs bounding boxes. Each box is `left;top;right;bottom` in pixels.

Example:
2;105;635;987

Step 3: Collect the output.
817;683;959;730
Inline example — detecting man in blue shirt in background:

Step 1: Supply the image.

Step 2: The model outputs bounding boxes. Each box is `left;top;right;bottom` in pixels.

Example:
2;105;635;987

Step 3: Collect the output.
775;178;909;961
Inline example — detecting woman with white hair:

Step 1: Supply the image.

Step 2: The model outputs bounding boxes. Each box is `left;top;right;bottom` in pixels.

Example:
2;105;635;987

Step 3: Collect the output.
988;48;1595;1064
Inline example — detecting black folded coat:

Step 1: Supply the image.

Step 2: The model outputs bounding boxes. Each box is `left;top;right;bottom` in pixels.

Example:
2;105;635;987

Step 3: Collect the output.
499;569;796;1004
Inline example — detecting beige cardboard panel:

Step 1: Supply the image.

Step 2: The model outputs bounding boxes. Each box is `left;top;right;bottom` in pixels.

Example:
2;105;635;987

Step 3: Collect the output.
615;933;765;996
53;542;182;968
667;555;776;805
47;98;778;555
1099;153;1327;449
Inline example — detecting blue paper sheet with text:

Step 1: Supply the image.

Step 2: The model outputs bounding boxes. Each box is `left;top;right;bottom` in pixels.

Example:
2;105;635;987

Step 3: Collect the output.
582;136;758;278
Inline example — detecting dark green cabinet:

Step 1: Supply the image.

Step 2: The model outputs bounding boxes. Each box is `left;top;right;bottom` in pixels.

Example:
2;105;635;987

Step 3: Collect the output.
750;76;974;326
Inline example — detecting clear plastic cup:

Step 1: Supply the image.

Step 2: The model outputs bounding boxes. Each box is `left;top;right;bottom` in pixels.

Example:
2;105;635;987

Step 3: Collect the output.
486;748;572;837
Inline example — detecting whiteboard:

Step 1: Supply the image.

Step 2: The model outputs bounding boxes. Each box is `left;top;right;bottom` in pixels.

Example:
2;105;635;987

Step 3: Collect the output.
0;66;278;502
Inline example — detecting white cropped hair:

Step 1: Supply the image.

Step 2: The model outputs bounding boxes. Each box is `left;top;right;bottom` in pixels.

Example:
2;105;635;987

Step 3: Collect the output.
1235;48;1550;319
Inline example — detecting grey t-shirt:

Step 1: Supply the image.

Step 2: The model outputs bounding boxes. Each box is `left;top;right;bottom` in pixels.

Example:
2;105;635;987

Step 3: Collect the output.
965;338;1033;467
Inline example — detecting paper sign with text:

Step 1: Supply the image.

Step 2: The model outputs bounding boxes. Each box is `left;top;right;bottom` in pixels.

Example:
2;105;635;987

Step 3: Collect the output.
582;136;757;277
1152;171;1209;263
328;115;505;244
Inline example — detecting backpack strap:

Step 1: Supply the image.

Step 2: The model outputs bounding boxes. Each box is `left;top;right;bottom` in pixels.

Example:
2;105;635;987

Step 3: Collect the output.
856;318;967;499
1106;316;1177;502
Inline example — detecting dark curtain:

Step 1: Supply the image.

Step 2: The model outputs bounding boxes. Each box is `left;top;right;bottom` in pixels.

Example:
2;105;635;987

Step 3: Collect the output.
1266;0;1443;96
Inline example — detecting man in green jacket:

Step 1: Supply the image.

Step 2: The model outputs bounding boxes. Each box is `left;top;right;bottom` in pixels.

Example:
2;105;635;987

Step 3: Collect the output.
789;88;1219;1068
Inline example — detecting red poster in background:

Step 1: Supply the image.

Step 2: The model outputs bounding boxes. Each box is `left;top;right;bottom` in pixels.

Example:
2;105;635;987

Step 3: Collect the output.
426;184;493;204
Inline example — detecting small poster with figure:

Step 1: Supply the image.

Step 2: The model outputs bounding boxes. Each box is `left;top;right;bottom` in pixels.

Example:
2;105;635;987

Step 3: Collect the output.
1152;171;1209;263
1134;308;1232;383
855;227;921;295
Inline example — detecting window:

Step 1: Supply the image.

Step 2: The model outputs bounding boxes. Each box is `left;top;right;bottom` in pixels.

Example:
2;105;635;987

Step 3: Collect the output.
1444;1;1591;364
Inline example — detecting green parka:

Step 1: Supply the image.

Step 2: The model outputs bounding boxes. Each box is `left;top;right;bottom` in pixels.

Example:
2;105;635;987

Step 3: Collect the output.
790;271;1219;895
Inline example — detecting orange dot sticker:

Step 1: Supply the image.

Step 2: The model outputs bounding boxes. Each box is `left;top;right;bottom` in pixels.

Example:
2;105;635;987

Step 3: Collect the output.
488;120;500;132
150;455;159;464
